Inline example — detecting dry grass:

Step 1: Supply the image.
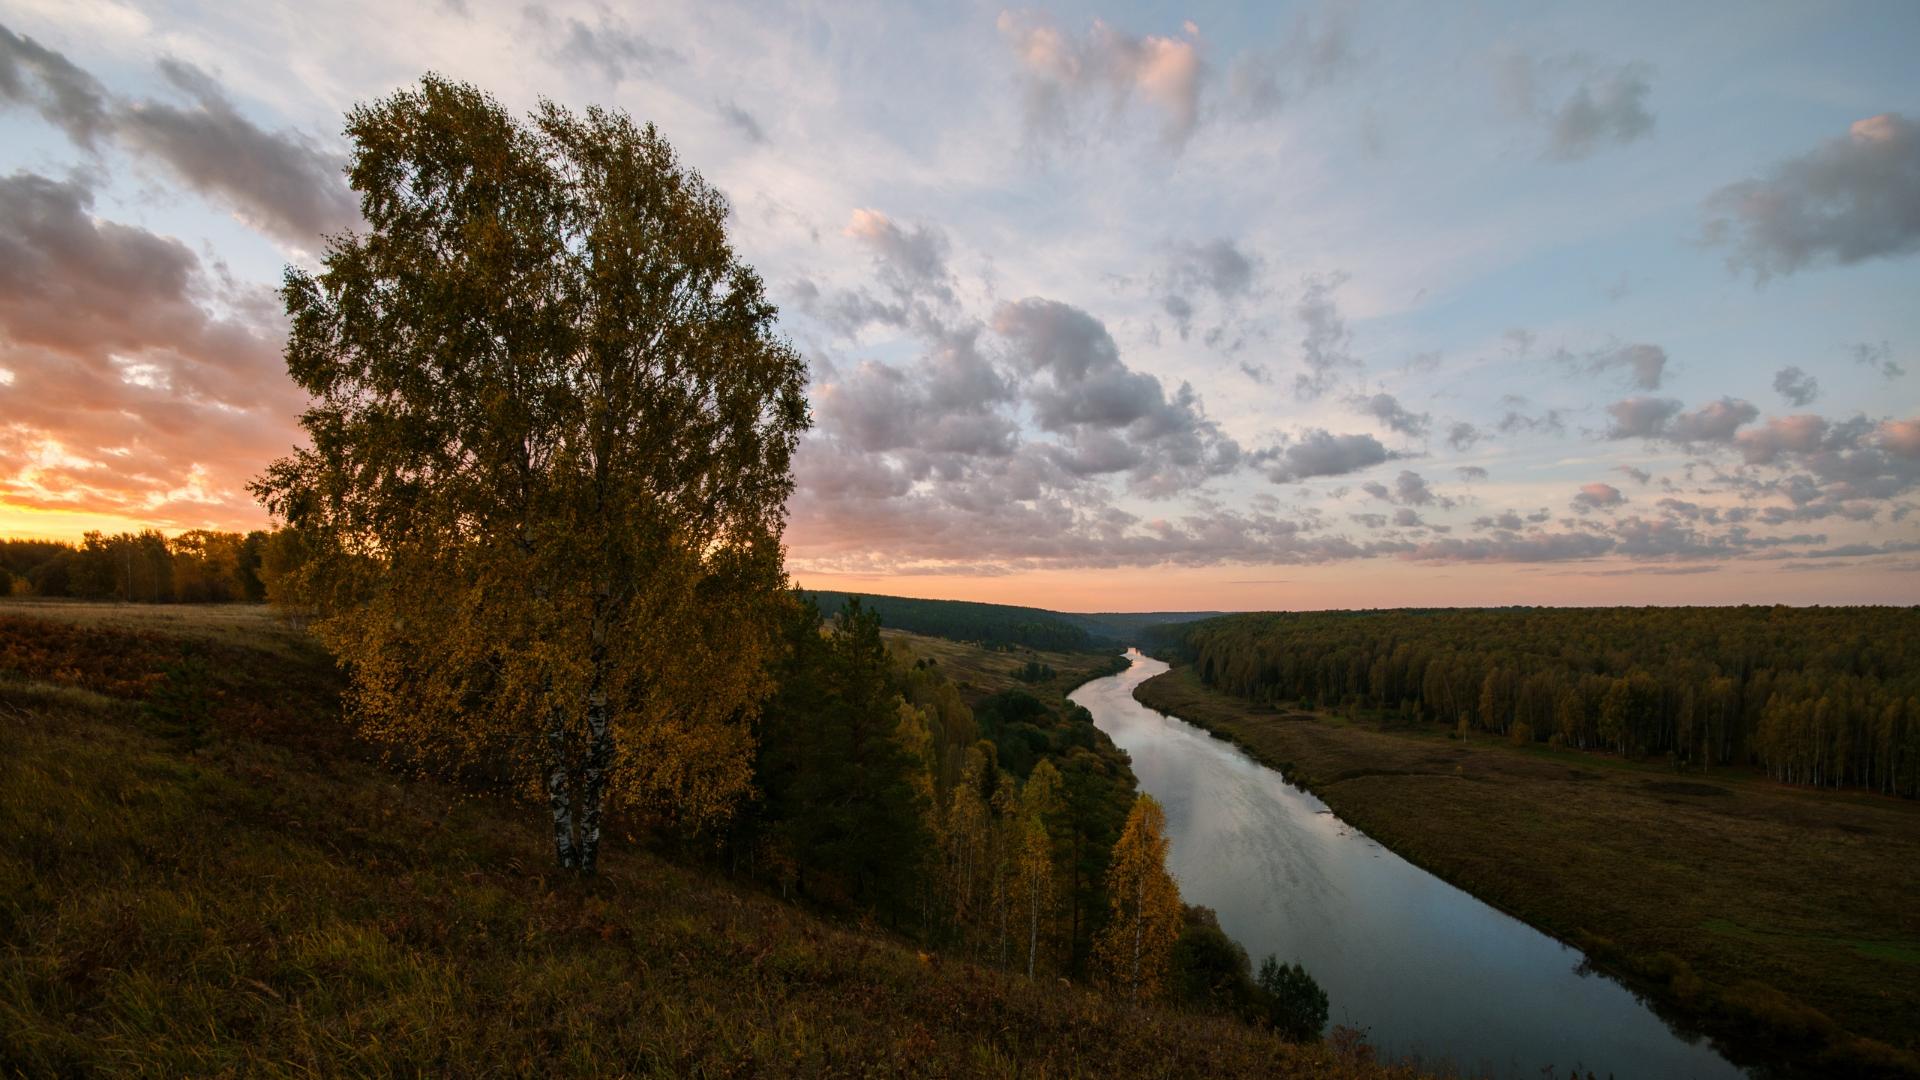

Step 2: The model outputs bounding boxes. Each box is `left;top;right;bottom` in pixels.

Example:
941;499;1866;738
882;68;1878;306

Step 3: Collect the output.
0;604;1426;1078
880;629;1122;710
1135;665;1920;1077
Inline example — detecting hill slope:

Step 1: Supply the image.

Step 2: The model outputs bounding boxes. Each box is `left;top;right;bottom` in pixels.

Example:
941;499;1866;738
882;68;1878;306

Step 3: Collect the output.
0;602;1414;1077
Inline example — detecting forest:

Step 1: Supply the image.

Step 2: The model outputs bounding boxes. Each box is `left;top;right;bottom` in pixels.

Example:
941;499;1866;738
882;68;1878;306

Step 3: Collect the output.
801;590;1100;651
0;531;298;605
1155;606;1920;797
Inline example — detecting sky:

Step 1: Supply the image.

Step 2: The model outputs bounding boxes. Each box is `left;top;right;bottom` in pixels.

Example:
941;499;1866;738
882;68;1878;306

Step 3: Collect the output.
1;0;1917;611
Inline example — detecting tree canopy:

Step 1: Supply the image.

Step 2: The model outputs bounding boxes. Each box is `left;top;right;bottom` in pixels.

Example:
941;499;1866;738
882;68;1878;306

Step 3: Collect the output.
252;76;809;872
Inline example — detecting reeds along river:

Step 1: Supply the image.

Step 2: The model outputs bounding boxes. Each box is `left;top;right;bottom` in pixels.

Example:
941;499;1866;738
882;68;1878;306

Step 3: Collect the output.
1070;650;1747;1080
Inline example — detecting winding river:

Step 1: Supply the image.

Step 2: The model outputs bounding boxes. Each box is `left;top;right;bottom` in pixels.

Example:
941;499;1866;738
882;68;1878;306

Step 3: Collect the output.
1070;650;1746;1079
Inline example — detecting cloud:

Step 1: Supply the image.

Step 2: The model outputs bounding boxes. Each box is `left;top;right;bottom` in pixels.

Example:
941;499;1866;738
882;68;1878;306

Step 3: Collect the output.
0;170;296;529
1455;465;1489;482
992;297;1240;494
526;7;680;84
1851;340;1907;380
1604;396;1681;439
1354;391;1429;438
1253;428;1394;484
1393;469;1448;507
997;10;1204;147
1291;272;1358;400
1572;481;1626;511
1446;421;1482;451
1703;113;1920;279
1667;397;1759;443
0;32;357;247
1772;366;1819;407
1406;532;1615;563
1165;237;1256;299
1559;341;1667;389
116;60;360;246
1501;53;1655;160
717;99;766;143
0;23;112;146
1225;7;1356;118
845;208;955;304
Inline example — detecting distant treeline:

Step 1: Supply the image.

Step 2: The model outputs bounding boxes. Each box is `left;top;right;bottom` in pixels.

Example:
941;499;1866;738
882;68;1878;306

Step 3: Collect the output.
801;590;1098;651
1156;607;1920;798
796;591;1220;652
0;530;304;604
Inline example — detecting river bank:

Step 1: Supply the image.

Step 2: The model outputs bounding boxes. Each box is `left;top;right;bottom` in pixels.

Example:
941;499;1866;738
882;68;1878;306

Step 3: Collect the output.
1130;662;1920;1078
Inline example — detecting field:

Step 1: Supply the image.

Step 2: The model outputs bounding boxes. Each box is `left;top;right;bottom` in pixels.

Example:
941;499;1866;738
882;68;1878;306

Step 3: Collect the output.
1133;664;1920;1076
879;628;1124;709
0;599;1421;1077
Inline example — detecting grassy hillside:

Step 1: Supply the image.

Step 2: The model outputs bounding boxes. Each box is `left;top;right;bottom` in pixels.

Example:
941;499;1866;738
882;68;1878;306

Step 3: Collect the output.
1134;664;1920;1078
0;600;1419;1077
879;629;1124;709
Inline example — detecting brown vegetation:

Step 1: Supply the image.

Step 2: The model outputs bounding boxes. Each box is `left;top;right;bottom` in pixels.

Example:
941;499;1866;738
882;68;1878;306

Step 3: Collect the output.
1134;663;1920;1077
0;601;1423;1077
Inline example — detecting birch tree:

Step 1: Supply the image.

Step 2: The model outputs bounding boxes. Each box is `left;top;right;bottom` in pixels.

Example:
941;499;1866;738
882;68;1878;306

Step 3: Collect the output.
252;76;808;874
1094;794;1183;999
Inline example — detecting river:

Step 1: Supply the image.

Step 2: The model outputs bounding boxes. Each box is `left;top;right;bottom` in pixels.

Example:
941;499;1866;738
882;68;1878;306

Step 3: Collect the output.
1069;649;1747;1079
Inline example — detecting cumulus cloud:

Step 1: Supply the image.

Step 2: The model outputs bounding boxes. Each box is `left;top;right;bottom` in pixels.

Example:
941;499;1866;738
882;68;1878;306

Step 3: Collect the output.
1667;397;1760;443
992;297;1240;495
1773;365;1819;406
1572;481;1626;511
1392;469;1450;507
1704;113;1920;279
1253;428;1394;484
997;10;1204;147
1500;53;1655;160
1605;394;1760;445
1604;396;1681;439
1354;391;1429;438
1456;465;1489;482
1446;421;1482;451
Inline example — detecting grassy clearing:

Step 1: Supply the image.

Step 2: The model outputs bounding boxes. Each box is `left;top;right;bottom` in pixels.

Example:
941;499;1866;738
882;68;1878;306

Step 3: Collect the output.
0;601;1422;1077
879;629;1122;710
1133;664;1920;1077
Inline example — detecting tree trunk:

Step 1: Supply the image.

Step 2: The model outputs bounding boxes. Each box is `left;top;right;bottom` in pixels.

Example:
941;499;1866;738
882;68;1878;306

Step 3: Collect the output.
576;684;613;874
547;708;578;871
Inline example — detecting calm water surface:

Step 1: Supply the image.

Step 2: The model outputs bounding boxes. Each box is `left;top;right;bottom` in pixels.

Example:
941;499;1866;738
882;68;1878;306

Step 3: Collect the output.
1071;650;1746;1080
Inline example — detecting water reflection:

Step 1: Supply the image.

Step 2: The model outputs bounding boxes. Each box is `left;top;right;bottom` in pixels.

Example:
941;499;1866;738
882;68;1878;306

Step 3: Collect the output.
1071;650;1745;1080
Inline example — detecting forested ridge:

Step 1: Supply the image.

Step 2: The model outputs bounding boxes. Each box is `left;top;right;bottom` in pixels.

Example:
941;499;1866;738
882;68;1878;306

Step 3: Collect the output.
1158;606;1920;797
801;590;1099;651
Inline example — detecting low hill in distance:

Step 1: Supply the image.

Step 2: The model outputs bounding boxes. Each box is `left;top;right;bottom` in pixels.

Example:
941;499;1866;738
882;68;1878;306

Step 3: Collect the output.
799;589;1219;652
